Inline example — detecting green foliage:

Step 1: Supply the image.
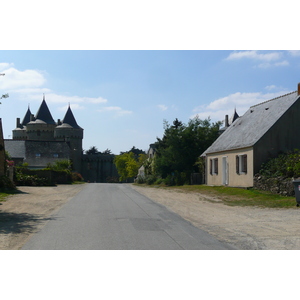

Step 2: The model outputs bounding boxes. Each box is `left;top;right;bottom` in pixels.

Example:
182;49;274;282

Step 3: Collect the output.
260;150;300;178
0;175;16;191
46;160;72;173
114;152;147;182
154;116;222;181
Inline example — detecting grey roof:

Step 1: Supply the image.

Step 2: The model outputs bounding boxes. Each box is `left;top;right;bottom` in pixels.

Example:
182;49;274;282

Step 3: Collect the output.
21;107;32;127
35;99;56;125
4;140;26;158
202;91;299;155
61;106;81;129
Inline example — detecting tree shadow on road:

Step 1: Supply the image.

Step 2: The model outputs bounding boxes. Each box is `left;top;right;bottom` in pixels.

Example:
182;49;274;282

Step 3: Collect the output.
0;212;55;234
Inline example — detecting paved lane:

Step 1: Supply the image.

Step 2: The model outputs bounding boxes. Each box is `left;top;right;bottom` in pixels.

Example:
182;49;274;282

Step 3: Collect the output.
22;184;235;250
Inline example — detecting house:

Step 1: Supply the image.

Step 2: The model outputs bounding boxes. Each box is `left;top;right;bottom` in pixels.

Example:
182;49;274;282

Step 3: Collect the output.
201;83;300;187
137;143;157;177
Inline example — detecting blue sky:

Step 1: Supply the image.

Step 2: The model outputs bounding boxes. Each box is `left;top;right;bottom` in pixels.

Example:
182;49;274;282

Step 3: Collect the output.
1;50;300;154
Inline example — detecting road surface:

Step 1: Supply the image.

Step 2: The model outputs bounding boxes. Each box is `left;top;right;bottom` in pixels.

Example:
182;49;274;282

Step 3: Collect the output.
22;183;235;250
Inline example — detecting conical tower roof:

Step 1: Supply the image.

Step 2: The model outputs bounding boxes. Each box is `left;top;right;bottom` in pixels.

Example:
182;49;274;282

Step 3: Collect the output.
62;106;82;129
21;106;32;127
229;108;239;125
35;97;56;125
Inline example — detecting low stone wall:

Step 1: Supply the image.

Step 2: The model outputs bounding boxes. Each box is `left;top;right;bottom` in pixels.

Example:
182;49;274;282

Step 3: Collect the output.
253;174;295;196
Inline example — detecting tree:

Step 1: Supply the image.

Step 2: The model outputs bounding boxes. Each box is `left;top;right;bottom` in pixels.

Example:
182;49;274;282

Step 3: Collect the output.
0;73;9;104
85;146;99;155
154;116;222;180
85;146;113;155
114;151;147;182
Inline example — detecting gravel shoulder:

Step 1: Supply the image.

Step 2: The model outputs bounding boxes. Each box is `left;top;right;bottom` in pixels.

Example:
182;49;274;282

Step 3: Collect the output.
131;184;300;250
1;183;299;250
0;184;86;250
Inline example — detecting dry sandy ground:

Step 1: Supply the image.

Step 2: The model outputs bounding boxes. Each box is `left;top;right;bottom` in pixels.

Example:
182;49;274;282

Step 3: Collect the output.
1;183;300;250
132;185;300;250
0;184;85;250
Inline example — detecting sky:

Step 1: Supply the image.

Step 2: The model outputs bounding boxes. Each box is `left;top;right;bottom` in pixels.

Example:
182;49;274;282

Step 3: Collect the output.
1;50;300;154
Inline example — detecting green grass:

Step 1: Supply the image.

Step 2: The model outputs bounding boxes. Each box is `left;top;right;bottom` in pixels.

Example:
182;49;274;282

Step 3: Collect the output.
134;184;297;208
0;189;19;203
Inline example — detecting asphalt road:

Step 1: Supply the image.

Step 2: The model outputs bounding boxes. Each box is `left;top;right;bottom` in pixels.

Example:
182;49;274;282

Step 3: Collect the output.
22;183;235;250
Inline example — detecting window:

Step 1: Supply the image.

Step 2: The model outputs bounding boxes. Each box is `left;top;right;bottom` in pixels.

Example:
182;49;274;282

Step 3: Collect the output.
35;153;41;158
236;154;247;174
53;154;59;158
210;158;218;175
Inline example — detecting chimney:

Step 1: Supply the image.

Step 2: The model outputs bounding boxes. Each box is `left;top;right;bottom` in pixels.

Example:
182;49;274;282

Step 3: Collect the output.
57;119;61;125
16;118;21;128
225;115;229;127
298;83;300;96
30;114;34;121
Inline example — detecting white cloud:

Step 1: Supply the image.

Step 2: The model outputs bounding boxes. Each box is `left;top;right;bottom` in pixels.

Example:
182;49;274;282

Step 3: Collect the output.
0;63;14;71
226;50;282;62
192;90;292;122
0;67;46;89
0;62;108;108
98;106;132;117
289;50;300;56
157;104;168;111
58;104;85;111
265;85;277;90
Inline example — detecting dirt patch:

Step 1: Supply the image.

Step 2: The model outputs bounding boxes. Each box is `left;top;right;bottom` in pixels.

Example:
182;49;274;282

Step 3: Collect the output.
0;184;85;250
131;185;300;250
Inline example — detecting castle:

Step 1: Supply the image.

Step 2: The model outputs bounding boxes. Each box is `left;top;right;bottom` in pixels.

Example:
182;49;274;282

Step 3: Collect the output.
4;96;118;182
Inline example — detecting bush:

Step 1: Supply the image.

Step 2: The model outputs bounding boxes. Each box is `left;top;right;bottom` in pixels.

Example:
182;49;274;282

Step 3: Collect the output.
72;172;84;182
145;175;157;185
260;150;300;178
135;175;146;184
0;175;16;190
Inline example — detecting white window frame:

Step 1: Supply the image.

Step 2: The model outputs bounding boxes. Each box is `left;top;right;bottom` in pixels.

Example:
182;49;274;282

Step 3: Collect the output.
237;154;247;175
210;157;218;175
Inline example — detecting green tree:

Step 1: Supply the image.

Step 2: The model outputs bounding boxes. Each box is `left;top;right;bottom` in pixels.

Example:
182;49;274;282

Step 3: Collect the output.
154;117;222;181
114;152;147;182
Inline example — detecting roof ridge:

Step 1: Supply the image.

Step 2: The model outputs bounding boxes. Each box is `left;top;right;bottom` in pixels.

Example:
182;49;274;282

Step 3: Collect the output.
250;91;297;108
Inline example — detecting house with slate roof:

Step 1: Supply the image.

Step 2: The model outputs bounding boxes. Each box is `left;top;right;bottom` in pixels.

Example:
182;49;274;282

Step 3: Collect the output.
201;83;300;187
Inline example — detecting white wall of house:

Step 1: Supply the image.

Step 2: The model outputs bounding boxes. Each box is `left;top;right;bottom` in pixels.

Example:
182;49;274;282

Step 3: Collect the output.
206;147;254;187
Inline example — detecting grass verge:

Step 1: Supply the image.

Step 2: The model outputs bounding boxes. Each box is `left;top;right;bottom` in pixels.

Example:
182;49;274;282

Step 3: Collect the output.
134;184;297;208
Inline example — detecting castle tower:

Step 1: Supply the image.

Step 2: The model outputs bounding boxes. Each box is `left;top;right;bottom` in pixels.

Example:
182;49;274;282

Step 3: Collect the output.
13;106;32;140
26;96;56;141
54;105;84;172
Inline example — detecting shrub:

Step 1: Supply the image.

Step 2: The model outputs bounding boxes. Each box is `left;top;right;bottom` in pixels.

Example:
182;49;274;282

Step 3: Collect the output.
145;175;157;185
72;172;84;182
135;175;146;184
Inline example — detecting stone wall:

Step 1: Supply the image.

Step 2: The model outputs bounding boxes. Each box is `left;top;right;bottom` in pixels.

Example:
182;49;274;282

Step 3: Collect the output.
253;174;295;196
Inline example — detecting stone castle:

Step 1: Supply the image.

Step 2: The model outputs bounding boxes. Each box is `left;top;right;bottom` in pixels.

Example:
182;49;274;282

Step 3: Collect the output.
4;96;118;182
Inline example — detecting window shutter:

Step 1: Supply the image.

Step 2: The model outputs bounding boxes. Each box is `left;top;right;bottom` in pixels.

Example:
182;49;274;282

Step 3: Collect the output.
236;155;239;174
243;154;247;174
215;158;218;175
210;159;212;175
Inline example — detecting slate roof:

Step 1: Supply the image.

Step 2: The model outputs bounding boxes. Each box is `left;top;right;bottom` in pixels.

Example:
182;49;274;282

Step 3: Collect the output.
21;107;32;127
61;106;82;129
34;99;56;125
4;140;26;158
202;91;299;155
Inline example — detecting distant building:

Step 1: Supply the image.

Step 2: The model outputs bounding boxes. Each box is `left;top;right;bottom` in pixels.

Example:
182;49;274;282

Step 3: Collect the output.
4;96;118;182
